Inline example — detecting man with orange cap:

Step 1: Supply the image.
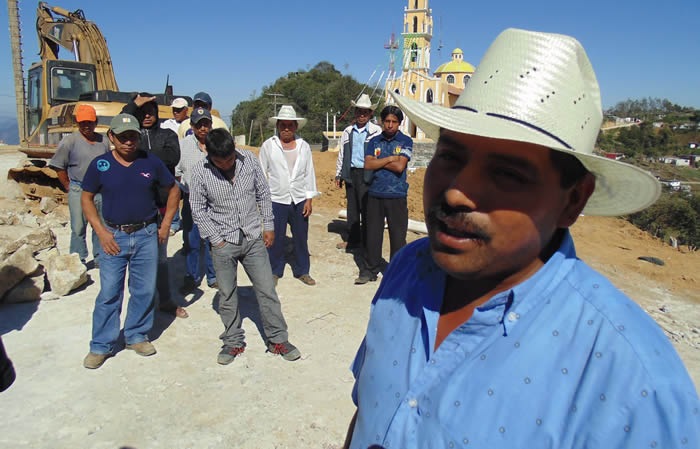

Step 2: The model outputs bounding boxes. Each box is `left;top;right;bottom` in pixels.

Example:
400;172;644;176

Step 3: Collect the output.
50;104;110;267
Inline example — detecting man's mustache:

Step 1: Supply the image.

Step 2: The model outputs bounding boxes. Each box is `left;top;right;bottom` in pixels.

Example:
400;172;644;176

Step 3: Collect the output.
426;202;492;242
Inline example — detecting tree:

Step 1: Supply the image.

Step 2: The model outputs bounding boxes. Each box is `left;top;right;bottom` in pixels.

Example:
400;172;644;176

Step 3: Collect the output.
230;62;381;146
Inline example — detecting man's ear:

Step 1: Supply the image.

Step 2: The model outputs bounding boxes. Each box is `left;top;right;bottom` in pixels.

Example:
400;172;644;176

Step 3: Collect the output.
557;173;595;228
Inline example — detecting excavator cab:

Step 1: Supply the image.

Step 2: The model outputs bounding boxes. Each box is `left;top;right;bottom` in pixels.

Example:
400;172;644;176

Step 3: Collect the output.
27;60;98;144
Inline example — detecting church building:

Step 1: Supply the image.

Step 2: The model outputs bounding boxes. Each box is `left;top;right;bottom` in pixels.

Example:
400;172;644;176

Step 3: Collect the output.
384;0;475;140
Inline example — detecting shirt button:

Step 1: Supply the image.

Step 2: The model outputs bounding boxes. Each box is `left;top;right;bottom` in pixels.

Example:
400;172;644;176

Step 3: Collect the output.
408;399;418;408
507;312;518;322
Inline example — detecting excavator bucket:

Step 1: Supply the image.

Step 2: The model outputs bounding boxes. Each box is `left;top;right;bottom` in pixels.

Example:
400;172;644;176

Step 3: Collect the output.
7;161;66;203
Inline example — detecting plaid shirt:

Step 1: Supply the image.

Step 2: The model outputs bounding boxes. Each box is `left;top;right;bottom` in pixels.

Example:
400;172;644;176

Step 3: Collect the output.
189;149;273;247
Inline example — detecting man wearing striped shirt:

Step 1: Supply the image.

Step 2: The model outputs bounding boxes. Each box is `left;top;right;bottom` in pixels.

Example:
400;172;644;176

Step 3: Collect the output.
176;107;217;295
189;129;301;364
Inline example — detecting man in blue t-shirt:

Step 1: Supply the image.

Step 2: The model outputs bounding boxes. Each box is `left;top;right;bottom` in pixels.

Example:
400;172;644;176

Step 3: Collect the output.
360;105;413;283
80;113;180;370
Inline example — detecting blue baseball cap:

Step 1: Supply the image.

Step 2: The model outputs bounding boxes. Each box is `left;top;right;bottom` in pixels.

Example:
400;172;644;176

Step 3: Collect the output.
193;92;212;106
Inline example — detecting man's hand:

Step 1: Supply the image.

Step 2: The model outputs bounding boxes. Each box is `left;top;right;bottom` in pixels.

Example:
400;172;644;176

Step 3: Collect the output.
302;199;312;218
335;178;343;189
134;94;156;107
157;225;169;245
98;229;120;256
263;230;275;248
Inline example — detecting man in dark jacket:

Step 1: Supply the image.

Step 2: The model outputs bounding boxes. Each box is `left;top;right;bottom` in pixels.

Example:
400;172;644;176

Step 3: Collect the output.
121;94;186;318
0;337;15;392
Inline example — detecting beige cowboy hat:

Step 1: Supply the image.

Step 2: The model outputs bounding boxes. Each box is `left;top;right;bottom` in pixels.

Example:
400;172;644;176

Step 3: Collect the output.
391;28;660;216
269;105;307;130
351;93;378;111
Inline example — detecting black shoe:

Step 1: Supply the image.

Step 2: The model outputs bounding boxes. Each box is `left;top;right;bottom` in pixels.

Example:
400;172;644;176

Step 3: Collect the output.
267;341;301;361
180;275;198;294
354;275;370;285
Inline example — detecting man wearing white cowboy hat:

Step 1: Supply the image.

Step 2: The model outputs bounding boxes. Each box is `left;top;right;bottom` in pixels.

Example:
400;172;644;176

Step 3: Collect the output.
344;29;699;448
259;105;320;286
161;97;189;134
334;93;382;256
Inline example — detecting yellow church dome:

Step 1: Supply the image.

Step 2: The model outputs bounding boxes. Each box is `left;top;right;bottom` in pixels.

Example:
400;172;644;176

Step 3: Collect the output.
434;48;475;74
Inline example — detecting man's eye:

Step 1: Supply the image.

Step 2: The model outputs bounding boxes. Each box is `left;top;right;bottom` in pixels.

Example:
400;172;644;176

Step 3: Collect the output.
492;168;529;184
434;150;459;162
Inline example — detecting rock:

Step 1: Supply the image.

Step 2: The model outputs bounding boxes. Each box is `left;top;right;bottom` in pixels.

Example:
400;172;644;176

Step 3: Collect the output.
40;197;59;214
40;291;60;301
0;226;57;259
19;213;40;228
45;253;87;296
35;247;59;263
0;245;40;298
3;268;45;304
0;211;17;226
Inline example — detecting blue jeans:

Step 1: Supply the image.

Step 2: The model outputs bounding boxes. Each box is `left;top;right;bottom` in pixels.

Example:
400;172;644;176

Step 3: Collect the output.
182;194;216;284
89;222;159;354
68;182;102;262
268;201;310;278
170;206;181;232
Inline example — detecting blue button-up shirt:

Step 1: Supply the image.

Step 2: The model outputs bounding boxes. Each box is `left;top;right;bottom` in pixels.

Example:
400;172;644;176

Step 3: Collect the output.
351;125;369;168
350;234;699;449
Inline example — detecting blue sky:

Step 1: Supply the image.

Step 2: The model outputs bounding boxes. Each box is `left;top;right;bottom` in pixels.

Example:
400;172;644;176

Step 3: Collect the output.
1;0;699;124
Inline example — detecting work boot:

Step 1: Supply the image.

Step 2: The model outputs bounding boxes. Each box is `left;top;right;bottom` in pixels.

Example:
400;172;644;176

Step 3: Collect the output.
126;341;156;357
83;352;110;369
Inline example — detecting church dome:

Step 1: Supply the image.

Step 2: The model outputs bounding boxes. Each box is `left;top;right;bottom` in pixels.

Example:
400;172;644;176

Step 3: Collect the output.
434;48;475;74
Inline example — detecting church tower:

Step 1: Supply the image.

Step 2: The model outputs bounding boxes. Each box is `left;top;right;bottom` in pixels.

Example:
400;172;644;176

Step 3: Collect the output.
401;0;433;74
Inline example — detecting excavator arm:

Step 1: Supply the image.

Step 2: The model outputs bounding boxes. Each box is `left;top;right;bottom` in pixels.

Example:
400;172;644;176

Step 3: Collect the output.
36;2;118;91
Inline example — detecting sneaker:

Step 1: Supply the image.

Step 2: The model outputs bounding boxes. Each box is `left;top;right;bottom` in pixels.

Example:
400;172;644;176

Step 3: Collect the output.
125;341;156;357
297;274;316;286
208;281;218;289
267;341;301;361
180;275;198;294
83;352;110;369
217;346;245;365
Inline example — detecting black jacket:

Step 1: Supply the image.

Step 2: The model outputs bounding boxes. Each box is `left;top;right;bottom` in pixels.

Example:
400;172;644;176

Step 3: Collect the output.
121;98;180;174
0;337;15;392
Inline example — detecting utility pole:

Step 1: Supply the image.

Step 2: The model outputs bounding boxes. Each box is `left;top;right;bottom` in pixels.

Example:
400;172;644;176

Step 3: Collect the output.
266;93;285;117
8;0;26;143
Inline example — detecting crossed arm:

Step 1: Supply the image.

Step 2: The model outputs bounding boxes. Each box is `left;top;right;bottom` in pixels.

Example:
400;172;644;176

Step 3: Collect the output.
364;154;408;173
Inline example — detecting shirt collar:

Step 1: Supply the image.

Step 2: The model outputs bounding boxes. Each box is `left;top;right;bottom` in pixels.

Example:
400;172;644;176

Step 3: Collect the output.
353;123;368;133
421;230;578;335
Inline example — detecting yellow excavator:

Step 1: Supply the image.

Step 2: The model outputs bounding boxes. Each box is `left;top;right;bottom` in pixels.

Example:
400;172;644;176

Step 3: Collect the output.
7;1;190;200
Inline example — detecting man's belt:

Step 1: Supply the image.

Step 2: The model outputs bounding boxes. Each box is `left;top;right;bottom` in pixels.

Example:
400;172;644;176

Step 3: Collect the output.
105;216;157;234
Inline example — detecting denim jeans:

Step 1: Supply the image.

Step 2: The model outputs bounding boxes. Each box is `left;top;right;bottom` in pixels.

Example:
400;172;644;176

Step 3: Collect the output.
68;182;103;262
210;237;288;348
170;206;181;232
268;201;310;278
89;222;158;354
182;194;216;284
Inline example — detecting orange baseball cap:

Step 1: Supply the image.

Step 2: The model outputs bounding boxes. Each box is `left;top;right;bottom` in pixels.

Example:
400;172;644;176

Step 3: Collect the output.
75;104;97;122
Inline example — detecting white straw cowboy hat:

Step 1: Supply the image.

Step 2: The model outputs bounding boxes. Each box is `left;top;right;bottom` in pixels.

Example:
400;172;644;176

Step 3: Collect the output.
391;28;660;216
351;93;378;111
269;105;307;130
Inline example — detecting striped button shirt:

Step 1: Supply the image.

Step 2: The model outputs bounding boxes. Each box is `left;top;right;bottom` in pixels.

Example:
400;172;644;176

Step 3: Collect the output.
175;134;207;193
189;149;274;247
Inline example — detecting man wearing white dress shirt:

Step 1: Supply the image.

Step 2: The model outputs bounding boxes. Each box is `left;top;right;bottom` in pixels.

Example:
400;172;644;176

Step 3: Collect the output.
259;105;319;286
